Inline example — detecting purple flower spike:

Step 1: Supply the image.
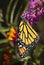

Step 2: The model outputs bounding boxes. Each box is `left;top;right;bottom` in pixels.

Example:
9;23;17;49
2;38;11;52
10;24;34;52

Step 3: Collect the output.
42;0;44;2
35;0;42;6
30;14;36;19
30;21;33;25
26;14;30;20
28;1;36;9
43;9;44;14
22;10;29;18
37;9;43;16
22;0;44;25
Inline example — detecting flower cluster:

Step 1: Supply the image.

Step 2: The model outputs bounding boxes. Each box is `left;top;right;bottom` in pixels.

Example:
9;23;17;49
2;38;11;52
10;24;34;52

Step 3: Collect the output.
7;27;18;41
22;0;44;25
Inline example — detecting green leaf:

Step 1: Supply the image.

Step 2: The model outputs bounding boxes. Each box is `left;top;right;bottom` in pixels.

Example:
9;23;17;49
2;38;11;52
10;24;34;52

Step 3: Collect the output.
0;48;5;52
20;56;31;61
0;28;9;32
10;0;18;24
0;39;9;44
23;59;28;65
14;6;23;30
33;62;36;65
0;9;4;22
0;10;3;17
0;18;4;22
12;55;17;59
33;44;44;58
6;0;13;23
35;59;40;65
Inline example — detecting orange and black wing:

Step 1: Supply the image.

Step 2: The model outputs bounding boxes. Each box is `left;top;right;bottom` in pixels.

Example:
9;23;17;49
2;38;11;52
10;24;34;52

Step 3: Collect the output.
17;19;39;57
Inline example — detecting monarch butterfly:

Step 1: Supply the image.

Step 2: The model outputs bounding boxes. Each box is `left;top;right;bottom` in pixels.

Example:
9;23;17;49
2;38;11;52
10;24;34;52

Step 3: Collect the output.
17;18;39;58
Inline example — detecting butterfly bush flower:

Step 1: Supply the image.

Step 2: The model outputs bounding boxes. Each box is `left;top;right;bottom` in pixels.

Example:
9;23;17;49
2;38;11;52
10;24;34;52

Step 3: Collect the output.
28;0;42;9
37;8;43;16
43;9;44;14
29;1;35;9
22;0;44;25
22;10;29;19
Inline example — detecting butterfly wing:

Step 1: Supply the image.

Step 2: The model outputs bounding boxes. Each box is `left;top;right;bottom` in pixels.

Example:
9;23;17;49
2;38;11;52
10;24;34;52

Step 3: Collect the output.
17;19;39;57
19;20;39;45
17;41;28;58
